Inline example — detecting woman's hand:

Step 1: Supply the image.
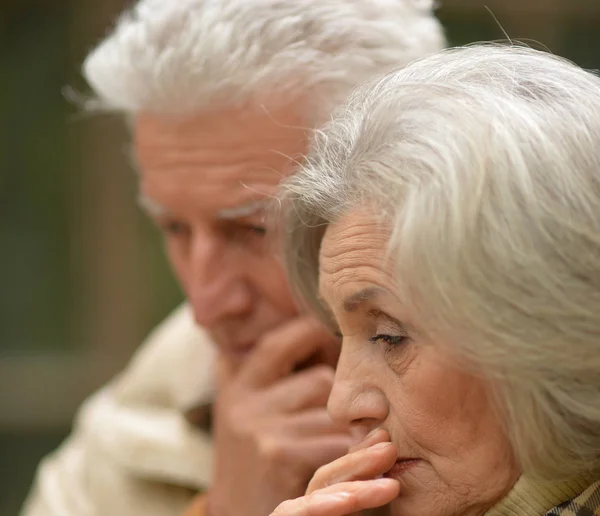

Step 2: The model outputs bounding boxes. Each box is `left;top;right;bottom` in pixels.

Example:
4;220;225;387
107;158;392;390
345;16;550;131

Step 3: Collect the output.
270;429;400;516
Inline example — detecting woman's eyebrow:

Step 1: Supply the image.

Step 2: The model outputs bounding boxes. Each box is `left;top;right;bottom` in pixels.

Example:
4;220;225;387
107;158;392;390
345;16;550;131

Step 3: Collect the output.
367;309;409;331
342;287;385;313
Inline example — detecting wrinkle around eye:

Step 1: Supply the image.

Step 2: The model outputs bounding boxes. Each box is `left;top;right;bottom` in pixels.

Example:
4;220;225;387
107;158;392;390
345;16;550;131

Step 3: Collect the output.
382;337;417;374
369;334;409;346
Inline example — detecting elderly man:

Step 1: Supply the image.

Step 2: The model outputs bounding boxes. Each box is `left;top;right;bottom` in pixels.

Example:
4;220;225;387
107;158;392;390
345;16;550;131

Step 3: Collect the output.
21;1;444;515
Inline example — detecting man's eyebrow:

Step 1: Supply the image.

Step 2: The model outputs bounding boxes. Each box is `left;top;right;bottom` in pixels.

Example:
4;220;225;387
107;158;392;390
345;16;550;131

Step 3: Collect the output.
342;287;385;313
137;196;273;220
137;194;169;217
215;200;271;221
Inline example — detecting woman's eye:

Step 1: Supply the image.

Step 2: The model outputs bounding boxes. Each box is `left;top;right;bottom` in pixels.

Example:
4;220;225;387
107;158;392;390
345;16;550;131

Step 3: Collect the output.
369;334;408;346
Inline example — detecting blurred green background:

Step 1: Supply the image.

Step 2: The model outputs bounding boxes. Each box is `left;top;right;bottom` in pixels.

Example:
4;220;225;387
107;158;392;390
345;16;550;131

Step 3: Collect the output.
1;0;599;513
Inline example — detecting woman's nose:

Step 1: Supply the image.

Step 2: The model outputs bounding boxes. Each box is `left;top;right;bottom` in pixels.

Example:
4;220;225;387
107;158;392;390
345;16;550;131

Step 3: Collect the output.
327;343;389;429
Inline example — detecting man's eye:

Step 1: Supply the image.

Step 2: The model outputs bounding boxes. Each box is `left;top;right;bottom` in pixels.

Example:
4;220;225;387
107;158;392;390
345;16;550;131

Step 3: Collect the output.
160;220;190;236
368;334;408;346
240;224;267;237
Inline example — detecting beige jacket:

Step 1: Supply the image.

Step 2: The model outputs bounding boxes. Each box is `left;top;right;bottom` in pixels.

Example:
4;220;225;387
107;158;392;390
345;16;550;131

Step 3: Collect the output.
21;304;216;516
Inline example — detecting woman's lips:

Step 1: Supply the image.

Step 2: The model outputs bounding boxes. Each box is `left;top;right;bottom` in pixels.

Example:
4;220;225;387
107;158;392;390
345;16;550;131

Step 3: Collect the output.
385;458;421;478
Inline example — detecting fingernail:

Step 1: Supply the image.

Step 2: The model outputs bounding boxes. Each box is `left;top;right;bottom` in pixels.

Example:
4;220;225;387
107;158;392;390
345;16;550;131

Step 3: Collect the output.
312;492;350;501
350;426;368;441
366;427;382;439
372;442;391;450
310;492;350;510
371;478;398;488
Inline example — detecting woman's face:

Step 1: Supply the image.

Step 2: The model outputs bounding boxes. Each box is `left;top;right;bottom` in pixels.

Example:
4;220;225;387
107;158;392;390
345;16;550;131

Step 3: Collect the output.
319;208;520;516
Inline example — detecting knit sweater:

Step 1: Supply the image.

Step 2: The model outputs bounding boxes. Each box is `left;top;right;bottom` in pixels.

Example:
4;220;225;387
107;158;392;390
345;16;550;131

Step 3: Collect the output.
488;475;600;516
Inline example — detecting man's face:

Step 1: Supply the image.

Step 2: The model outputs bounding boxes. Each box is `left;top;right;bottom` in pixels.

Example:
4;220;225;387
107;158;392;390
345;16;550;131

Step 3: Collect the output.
134;105;309;367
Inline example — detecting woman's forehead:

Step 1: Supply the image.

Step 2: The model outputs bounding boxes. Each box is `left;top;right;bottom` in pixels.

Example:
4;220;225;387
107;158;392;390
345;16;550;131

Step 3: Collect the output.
319;209;395;298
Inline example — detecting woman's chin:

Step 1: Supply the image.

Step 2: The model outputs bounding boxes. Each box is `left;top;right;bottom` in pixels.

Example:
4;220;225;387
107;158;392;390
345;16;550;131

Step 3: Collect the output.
388;495;422;516
386;465;448;516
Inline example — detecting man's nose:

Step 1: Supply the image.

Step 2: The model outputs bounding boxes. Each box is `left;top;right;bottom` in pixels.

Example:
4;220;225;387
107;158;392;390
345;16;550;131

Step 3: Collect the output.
327;344;389;430
186;235;252;327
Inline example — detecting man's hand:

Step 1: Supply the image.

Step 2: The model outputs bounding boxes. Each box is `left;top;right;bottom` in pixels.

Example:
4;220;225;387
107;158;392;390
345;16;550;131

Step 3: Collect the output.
207;317;352;516
270;429;399;516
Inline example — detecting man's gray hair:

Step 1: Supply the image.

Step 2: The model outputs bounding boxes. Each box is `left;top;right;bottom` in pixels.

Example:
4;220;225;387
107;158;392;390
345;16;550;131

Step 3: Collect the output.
282;44;600;481
83;0;445;122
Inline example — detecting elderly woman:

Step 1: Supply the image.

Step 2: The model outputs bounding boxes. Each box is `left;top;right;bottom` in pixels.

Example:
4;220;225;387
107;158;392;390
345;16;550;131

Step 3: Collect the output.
273;45;600;516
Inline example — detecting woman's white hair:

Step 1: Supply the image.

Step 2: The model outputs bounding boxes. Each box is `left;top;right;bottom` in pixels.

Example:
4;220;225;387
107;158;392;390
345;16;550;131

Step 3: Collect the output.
282;44;600;481
82;0;444;121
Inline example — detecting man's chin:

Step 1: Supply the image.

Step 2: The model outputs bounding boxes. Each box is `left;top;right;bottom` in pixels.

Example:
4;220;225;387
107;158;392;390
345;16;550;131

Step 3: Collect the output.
219;346;256;371
210;332;256;359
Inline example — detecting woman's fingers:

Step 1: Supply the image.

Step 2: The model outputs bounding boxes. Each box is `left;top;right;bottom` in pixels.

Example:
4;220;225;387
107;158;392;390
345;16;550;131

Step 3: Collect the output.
348;428;390;454
271;478;400;516
307;441;398;493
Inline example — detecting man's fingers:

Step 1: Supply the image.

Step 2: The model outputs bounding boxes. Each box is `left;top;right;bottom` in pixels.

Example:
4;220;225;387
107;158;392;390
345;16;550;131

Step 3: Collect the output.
217;354;236;389
260;365;334;413
283;435;354;473
240;317;340;387
276;408;349;437
307;442;398;494
271;479;400;516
